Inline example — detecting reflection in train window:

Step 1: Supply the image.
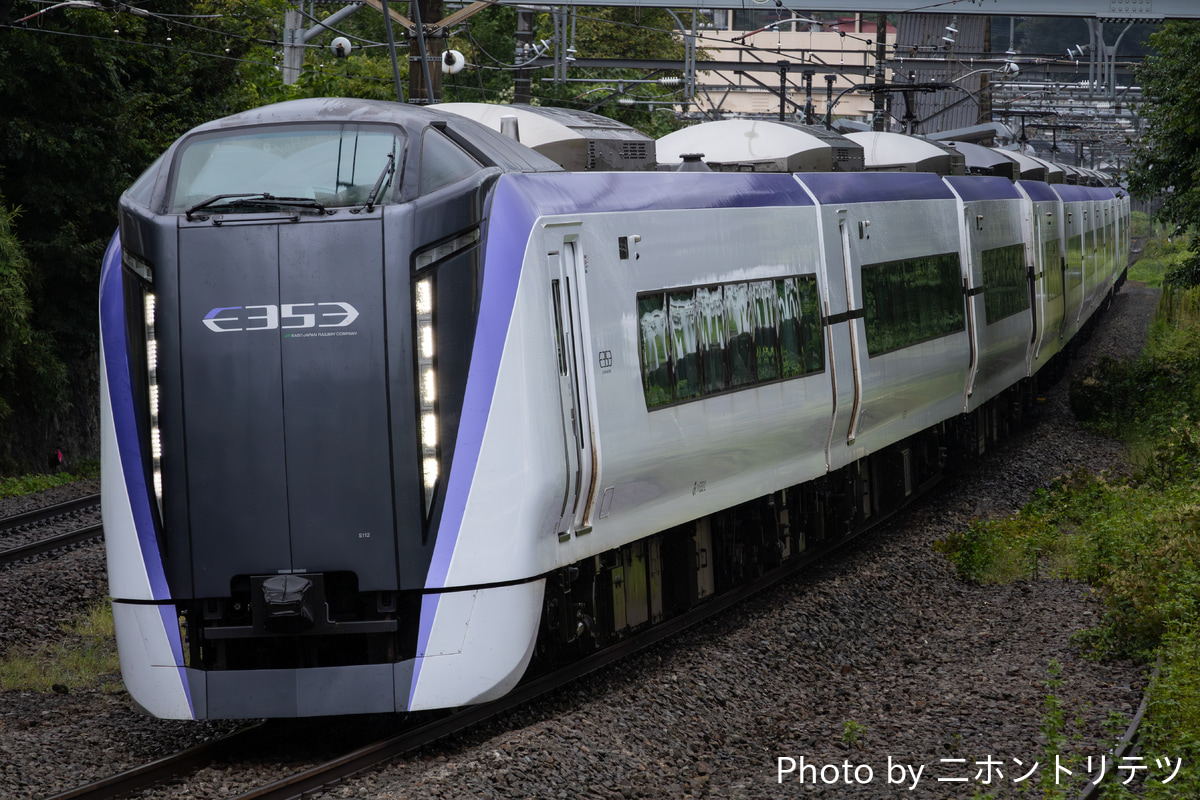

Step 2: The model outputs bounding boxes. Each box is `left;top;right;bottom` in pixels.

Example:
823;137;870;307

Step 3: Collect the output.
981;243;1030;324
638;295;671;408
1066;234;1083;293
1043;238;1062;301
724;283;755;388
780;277;825;377
696;287;726;394
752;282;780;382
862;252;964;356
670;291;702;401
637;276;824;409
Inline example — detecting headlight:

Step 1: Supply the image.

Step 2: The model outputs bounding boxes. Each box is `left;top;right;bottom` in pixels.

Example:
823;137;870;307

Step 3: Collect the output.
144;290;163;516
414;278;438;516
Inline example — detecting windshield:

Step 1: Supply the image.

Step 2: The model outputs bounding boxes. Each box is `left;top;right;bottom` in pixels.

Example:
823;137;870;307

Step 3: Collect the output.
169;124;405;213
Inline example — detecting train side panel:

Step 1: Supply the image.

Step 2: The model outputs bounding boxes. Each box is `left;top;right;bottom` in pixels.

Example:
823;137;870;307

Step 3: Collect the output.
945;176;1031;412
799;173;969;465
1019;180;1067;377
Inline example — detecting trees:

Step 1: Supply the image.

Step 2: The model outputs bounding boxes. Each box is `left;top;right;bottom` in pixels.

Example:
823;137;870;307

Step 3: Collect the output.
1127;21;1200;289
0;1;277;471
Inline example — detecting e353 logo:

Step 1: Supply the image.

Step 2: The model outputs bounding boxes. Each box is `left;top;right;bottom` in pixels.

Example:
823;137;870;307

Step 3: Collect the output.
202;302;359;333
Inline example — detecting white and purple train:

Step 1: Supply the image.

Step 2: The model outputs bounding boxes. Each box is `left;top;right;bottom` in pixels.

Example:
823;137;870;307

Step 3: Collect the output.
100;98;1128;719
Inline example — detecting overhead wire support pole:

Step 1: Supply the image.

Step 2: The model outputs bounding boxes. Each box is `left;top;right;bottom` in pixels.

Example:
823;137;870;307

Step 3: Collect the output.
872;13;887;131
409;0;437;103
380;0;407;103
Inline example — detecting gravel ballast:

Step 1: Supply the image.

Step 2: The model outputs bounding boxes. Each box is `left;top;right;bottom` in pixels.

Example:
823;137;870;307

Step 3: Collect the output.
0;281;1160;799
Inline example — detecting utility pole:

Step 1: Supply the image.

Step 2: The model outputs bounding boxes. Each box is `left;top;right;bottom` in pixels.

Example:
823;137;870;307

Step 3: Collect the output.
409;0;443;103
283;1;305;85
872;13;887;131
514;9;533;104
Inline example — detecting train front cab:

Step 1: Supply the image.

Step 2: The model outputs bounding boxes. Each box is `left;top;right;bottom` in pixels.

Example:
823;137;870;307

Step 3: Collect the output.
102;99;562;719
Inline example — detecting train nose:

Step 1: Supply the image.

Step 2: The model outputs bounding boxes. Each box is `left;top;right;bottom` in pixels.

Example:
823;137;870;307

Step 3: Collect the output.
175;216;399;598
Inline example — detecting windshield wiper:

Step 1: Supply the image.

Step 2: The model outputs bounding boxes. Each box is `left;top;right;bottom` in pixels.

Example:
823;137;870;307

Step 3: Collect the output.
185;193;327;220
365;152;396;213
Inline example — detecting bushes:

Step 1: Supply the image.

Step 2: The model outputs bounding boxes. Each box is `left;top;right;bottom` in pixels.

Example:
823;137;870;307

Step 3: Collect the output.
0;203;69;473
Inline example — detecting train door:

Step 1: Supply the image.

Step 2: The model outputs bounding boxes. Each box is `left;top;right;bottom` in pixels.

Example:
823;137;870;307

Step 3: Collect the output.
837;214;864;445
548;239;597;538
961;204;982;405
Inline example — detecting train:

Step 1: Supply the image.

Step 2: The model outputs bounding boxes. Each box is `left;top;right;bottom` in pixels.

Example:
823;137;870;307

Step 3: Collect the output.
100;98;1129;719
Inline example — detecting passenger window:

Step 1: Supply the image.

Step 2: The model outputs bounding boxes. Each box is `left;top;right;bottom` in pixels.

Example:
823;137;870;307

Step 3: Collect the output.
778;279;803;378
1066;234;1083;292
752;281;780;381
799;275;825;374
635;274;824;410
419;127;481;195
1043;238;1062;301
981;244;1030;324
697;286;727;394
724;283;756;388
778;276;825;378
670;291;702;401
638;294;672;408
862;253;964;356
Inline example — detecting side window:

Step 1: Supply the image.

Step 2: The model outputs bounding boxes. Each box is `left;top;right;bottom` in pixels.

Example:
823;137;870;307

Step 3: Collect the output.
862;253;964;356
798;275;824;374
419;127;481;195
636;275;824;410
697;286;726;395
779;276;825;378
981;243;1030;324
638;294;671;408
1043;238;1062;301
669;291;702;401
725;283;756;388
1066;234;1083;292
751;281;780;382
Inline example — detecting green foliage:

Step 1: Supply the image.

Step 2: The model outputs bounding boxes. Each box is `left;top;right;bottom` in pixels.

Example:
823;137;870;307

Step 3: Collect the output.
1132;210;1155;238
1070;318;1200;442
1128;230;1194;287
840;719;867;748
938;278;1200;786
0;461;99;499
1140;619;1200;797
0;202;67;433
530;7;691;138
1039;660;1070;796
1128;22;1200;288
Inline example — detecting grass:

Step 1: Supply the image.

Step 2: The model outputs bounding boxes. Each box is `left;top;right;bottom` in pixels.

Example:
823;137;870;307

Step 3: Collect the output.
1128;231;1195;287
936;253;1200;794
0;458;100;499
0;601;123;695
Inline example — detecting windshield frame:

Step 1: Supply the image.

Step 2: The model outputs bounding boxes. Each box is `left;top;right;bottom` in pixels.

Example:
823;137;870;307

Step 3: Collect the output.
166;121;408;215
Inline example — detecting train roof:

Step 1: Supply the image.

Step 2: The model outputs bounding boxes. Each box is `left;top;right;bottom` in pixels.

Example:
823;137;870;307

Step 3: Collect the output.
438;102;656;172
991;149;1048;182
843;131;966;176
945;141;1017;180
655;119;864;173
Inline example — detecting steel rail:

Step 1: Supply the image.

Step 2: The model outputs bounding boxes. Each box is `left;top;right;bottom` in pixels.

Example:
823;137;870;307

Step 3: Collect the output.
44;724;268;800
0;523;104;566
0;492;101;534
1075;658;1159;800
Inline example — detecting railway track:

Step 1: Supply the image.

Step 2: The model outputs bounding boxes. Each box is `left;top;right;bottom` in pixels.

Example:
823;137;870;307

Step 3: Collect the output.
0;492;103;566
0;492;100;533
45;595;1156;800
